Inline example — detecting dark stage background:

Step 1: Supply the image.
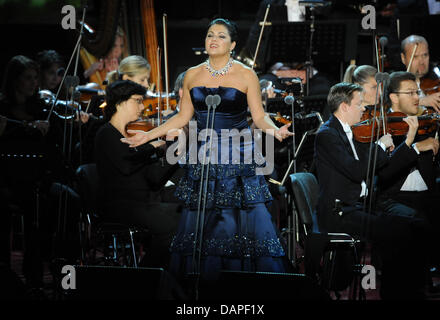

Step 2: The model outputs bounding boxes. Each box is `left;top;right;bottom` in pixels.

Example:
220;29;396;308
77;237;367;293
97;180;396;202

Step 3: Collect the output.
0;0;439;87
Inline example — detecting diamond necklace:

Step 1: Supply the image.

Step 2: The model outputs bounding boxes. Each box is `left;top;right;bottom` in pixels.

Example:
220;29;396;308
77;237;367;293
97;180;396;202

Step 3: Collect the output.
205;57;234;77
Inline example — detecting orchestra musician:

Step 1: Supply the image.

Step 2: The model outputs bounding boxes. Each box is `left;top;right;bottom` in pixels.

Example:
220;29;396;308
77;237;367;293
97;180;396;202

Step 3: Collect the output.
94;80;180;269
314;82;429;299
36;50;64;93
378;71;439;213
0;55;62;291
80;26;126;89
400;35;440;112
343;64;379;107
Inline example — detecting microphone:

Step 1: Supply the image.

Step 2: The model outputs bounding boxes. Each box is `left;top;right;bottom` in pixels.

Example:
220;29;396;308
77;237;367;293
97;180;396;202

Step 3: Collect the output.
375;72;390;83
77;20;95;34
379;36;388;49
75;86;105;95
205;95;214;108
212;94;221;107
284;95;295;105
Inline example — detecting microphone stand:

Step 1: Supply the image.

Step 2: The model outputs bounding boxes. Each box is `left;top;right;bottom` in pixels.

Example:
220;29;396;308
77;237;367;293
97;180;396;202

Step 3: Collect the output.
191;94;220;300
358;72;388;300
52;5;88;261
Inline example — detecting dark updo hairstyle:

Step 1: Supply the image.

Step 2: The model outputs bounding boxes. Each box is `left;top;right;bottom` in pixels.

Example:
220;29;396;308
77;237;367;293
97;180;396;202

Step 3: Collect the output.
104;80;146;121
207;18;238;43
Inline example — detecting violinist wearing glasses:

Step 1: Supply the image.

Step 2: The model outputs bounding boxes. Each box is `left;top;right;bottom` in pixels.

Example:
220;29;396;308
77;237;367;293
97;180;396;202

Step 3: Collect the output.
377;71;439;224
400;35;440;112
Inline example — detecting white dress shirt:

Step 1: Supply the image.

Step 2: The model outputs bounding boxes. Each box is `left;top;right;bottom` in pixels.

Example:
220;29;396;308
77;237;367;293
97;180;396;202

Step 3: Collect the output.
388;108;428;191
338;118;368;197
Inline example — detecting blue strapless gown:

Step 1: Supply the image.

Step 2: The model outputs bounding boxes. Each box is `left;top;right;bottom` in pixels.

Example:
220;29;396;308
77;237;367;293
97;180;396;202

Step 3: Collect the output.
169;86;285;281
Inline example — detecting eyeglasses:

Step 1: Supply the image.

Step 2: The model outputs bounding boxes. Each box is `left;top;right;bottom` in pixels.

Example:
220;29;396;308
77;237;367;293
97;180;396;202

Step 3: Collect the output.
129;97;144;105
393;90;421;96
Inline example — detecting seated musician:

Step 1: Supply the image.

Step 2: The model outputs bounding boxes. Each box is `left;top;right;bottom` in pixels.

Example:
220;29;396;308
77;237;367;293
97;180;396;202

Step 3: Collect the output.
314;82;428;299
343;64;379;107
376;72;440;283
0;55;62;289
35;50;64;92
378;71;439;213
400;35;440;112
82;55;152;164
81;26;127;89
0;55;50;136
94;80;180;269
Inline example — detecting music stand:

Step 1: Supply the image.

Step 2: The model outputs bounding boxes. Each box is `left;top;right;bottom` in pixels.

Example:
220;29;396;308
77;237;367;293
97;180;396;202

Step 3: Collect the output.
264;19;358;89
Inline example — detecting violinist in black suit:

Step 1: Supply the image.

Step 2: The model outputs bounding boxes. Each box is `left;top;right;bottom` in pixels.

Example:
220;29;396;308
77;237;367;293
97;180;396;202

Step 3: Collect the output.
377;72;440;281
314;82;428;299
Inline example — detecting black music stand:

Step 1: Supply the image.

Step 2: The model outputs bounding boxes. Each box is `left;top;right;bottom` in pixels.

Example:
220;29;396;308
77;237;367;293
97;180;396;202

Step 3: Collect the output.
264;19;358;90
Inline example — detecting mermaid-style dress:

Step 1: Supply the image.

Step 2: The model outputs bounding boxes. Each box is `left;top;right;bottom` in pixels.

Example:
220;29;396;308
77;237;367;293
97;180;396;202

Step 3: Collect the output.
169;86;286;281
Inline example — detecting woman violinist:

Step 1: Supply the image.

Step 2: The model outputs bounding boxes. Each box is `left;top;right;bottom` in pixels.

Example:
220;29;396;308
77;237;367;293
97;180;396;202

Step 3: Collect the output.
0;55;50;136
343;64;398;149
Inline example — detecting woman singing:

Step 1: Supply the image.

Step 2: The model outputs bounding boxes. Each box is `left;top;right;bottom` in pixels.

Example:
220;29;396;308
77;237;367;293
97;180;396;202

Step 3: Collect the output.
121;18;293;281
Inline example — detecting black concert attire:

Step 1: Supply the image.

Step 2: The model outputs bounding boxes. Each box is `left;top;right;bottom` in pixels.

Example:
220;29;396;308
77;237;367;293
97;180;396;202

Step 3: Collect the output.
314;114;428;299
0;94;65;288
94;122;180;269
376;122;440;268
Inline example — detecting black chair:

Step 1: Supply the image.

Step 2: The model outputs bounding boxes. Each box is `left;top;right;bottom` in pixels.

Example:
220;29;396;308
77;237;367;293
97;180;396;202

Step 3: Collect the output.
289;172;363;299
75;163;146;267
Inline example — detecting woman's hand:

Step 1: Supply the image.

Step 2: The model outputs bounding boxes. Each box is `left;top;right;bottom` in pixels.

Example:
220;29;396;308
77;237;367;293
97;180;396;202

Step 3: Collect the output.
84;59;103;78
121;130;152;147
274;123;294;142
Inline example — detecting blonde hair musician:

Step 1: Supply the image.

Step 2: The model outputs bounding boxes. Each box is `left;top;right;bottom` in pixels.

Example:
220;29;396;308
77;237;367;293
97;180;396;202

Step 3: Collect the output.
106;55;151;88
343;64;379;107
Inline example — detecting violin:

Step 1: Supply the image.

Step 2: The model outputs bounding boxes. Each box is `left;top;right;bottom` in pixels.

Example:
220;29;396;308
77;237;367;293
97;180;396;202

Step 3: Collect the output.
420;74;440;96
142;91;178;117
75;84;105;104
125;117;161;135
352;105;440;143
272;112;292;125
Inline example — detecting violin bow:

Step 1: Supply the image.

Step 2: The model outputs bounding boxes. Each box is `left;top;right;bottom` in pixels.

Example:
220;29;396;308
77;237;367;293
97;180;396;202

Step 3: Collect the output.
163;14;170;113
407;43;418;72
252;4;270;70
156;47;163;139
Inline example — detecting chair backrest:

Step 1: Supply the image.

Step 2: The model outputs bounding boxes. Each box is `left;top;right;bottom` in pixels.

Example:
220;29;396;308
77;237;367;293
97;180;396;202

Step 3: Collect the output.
289;172;319;233
75;163;100;213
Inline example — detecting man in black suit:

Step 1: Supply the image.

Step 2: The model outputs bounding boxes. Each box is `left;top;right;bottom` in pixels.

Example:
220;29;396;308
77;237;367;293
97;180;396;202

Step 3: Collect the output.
377;72;440;283
378;72;439;211
314;82;427;299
